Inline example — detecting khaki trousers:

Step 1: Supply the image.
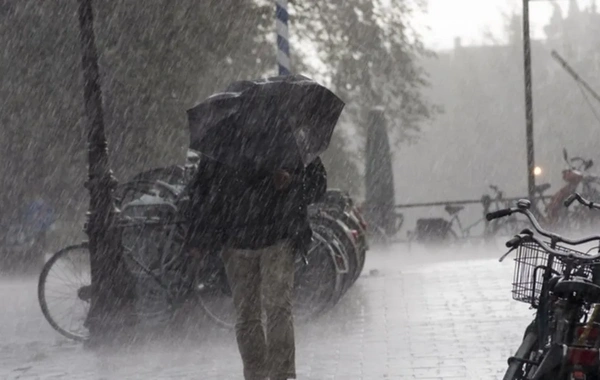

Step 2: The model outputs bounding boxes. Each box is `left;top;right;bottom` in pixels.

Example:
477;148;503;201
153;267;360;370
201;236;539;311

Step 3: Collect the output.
221;240;296;380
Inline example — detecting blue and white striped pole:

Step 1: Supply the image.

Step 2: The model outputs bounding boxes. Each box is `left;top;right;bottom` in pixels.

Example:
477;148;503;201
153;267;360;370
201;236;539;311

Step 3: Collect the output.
276;0;291;75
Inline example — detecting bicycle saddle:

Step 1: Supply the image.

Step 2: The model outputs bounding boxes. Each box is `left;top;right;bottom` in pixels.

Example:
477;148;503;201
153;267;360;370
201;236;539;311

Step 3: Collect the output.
444;204;464;216
534;183;551;194
553;278;600;303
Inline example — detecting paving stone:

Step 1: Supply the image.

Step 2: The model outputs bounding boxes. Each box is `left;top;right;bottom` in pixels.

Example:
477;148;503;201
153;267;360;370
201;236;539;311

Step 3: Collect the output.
0;245;535;379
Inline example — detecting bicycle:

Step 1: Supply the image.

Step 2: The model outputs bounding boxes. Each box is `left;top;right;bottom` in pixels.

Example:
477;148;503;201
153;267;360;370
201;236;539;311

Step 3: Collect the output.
567;180;600;233
38;179;351;341
487;198;600;379
314;189;369;282
410;202;488;247
526;148;599;233
484;185;530;242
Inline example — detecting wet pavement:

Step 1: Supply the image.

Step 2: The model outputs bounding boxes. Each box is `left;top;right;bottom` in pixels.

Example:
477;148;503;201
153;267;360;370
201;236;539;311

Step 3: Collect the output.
1;243;534;379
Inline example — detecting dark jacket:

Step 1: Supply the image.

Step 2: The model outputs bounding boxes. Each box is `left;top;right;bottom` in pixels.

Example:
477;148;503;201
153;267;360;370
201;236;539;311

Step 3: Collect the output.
185;157;327;252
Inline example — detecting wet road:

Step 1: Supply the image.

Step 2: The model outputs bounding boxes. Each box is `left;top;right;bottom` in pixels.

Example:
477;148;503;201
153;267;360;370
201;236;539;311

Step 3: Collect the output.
1;244;534;379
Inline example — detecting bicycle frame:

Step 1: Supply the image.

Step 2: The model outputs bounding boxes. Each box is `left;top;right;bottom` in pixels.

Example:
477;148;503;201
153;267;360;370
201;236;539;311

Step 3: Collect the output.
117;217;187;302
535;239;559;353
450;213;486;239
448;214;463;236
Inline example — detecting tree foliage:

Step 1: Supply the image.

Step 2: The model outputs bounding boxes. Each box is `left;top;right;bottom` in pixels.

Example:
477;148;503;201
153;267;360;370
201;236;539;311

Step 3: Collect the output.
0;0;434;218
291;0;437;143
0;0;272;220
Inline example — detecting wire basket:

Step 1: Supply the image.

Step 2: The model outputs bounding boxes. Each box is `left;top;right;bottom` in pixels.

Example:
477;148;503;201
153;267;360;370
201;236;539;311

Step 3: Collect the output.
512;241;592;306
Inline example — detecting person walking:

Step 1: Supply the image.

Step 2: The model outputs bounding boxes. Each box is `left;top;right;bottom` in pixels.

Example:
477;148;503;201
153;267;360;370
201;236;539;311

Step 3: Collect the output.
184;75;343;380
185;154;327;380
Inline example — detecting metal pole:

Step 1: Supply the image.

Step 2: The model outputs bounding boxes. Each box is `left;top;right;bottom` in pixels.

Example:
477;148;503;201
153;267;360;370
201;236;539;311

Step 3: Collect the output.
522;0;536;200
551;50;600;105
77;0;129;343
276;0;291;75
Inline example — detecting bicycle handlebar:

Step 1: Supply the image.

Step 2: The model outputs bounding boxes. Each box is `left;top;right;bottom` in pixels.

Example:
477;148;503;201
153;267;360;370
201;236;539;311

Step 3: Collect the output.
486;199;600;246
509;233;600;262
505;234;523;248
564;192;600;210
564;193;579;208
571;156;593;168
486;208;512;220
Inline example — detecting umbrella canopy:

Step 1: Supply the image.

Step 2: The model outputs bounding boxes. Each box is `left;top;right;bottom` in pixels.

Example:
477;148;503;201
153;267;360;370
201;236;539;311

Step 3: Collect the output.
187;75;344;172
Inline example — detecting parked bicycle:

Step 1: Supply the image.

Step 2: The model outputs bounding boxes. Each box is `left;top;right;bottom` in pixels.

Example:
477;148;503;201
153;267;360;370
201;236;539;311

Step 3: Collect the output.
313;189;369;282
487;197;600;379
484;184;530;242
38;174;360;341
528;148;599;232
409;200;489;247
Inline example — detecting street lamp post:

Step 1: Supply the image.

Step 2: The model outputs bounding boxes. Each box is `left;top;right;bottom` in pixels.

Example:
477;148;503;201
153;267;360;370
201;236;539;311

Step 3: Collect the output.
523;0;536;200
522;0;558;199
77;0;131;344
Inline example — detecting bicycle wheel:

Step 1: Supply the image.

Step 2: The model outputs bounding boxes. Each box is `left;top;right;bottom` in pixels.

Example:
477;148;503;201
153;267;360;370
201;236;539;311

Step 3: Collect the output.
339;212;368;281
38;243;91;341
294;230;342;320
503;327;538;380
197;230;345;328
311;215;358;288
120;222;184;327
323;208;368;280
194;258;236;330
311;222;352;296
330;222;360;284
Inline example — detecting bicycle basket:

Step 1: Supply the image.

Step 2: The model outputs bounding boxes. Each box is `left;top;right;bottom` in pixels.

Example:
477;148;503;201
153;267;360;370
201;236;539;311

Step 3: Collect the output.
512;242;591;306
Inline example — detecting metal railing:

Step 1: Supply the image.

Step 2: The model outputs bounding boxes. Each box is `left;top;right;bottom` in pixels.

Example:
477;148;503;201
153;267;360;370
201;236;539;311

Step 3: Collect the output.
394;195;553;242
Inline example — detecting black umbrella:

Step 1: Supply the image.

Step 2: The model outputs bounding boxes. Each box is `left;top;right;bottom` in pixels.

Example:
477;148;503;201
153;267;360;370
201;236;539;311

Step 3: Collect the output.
187;75;344;172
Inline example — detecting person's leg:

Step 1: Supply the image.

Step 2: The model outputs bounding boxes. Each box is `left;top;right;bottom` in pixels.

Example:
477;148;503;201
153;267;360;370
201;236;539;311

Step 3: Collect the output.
260;240;296;380
222;249;267;380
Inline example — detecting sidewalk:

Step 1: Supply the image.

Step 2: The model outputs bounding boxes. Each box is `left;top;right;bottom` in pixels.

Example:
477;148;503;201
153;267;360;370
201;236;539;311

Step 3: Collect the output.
1;244;534;379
